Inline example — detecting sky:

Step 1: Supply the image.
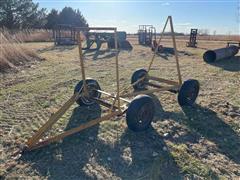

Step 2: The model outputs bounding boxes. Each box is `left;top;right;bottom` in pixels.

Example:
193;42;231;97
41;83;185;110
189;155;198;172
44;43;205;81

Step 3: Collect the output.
34;0;240;35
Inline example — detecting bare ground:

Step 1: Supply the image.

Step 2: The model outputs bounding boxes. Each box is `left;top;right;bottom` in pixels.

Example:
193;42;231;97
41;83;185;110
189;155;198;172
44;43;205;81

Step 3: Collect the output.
0;38;240;179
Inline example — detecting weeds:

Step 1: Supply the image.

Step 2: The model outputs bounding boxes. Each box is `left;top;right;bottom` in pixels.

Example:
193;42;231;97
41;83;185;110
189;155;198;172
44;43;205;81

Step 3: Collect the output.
0;29;44;72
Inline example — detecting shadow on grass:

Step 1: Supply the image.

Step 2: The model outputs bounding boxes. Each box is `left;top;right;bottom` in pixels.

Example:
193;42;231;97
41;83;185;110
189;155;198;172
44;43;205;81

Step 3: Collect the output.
155;48;193;60
181;105;240;164
83;48;116;60
37;45;76;53
20;99;182;179
96;94;181;179
197;47;209;50
205;56;240;72
20;104;102;179
150;93;240;164
20;93;239;178
83;46;132;61
97;128;182;179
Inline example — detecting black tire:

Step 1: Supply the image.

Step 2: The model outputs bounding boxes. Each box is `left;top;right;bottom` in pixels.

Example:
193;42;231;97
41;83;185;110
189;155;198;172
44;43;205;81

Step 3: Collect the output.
131;69;149;91
178;79;200;106
74;79;101;106
126;95;155;132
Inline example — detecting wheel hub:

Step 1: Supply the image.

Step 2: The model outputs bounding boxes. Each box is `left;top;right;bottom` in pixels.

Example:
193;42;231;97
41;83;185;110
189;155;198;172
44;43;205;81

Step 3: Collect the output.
137;73;148;89
137;103;153;125
81;84;99;102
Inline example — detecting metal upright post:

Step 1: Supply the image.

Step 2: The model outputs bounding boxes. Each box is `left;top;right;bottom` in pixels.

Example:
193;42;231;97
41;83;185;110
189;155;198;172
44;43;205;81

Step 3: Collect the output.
114;29;121;111
169;16;182;85
147;17;169;72
78;31;88;95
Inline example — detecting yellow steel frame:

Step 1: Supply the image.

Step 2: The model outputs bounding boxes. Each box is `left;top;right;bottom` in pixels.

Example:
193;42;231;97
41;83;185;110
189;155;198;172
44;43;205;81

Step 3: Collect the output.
24;16;182;151
147;16;182;85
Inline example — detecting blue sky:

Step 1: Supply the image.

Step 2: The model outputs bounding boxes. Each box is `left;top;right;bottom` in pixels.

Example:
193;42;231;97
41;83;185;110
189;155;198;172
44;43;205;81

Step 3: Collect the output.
34;0;240;35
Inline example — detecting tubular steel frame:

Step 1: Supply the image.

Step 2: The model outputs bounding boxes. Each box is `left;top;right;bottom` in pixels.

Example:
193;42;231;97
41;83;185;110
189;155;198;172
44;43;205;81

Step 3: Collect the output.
25;16;182;151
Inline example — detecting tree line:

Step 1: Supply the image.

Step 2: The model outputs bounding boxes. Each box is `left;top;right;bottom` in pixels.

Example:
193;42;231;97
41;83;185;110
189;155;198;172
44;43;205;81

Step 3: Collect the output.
0;0;88;29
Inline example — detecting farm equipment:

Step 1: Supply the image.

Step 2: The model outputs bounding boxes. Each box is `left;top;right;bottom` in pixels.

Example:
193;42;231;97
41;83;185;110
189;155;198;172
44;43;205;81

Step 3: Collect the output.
54;24;132;50
54;24;78;45
186;29;198;48
138;25;156;46
132;16;199;106
203;45;239;63
137;24;167;53
23;16;199;152
82;31;132;50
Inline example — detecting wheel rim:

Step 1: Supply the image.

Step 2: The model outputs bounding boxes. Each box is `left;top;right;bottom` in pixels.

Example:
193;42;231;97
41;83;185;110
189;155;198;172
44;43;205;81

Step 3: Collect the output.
135;71;148;89
186;86;196;101
81;82;100;105
182;81;199;104
136;103;153;127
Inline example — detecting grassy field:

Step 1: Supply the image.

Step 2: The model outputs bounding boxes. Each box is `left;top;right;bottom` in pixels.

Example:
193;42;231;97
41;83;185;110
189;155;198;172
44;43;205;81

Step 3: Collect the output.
0;37;240;179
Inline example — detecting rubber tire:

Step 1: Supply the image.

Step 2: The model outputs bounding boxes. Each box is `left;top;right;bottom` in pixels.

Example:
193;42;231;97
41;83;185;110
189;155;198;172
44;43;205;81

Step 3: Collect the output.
131;69;148;91
178;79;200;106
126;95;155;132
74;79;101;106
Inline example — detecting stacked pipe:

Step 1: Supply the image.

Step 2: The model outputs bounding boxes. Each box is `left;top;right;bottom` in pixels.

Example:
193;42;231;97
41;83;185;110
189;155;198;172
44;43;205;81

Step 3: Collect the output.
203;45;239;63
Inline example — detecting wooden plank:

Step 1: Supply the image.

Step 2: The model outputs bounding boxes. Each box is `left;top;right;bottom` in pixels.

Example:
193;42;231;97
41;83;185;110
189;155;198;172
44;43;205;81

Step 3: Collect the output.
26;93;79;148
148;76;179;86
27;111;120;151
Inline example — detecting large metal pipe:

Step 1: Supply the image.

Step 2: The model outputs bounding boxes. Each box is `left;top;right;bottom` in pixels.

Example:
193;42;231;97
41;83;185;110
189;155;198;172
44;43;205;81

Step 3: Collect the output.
203;45;239;63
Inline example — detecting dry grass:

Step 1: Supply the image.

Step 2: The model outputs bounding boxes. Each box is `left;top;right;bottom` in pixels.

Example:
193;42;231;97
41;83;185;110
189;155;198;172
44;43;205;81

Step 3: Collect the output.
198;35;240;41
2;29;52;42
0;30;43;72
0;38;239;179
